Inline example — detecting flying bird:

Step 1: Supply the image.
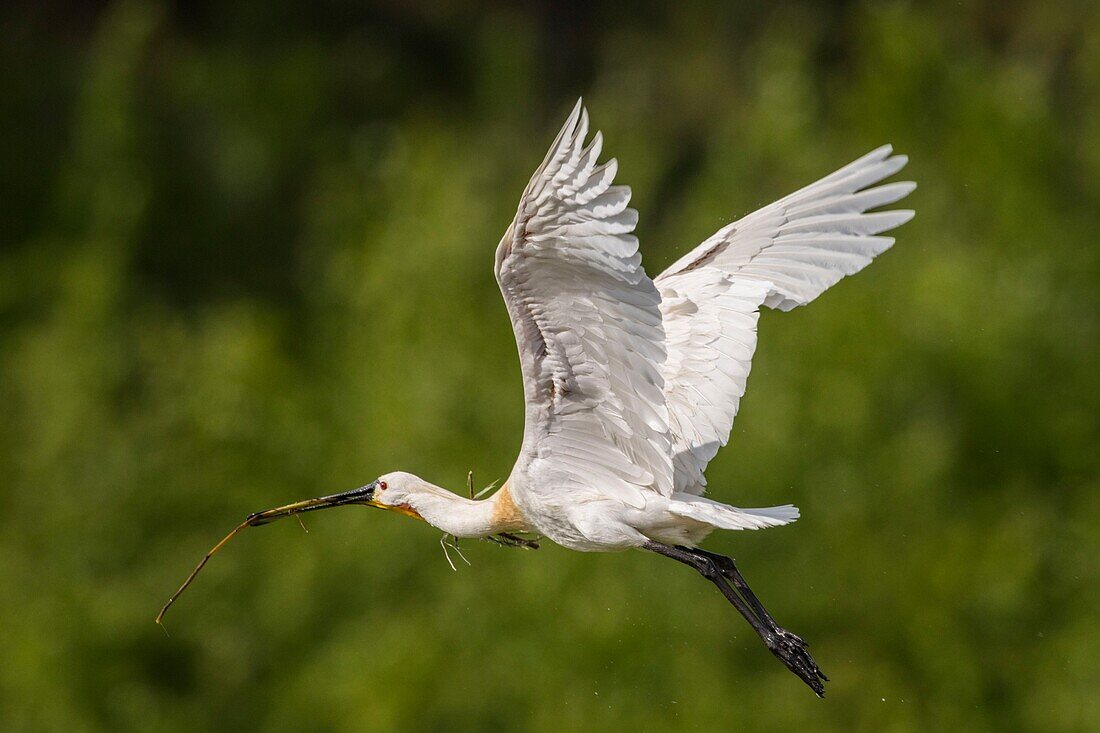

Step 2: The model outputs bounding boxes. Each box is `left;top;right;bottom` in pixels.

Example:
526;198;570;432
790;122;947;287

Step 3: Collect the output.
158;100;914;697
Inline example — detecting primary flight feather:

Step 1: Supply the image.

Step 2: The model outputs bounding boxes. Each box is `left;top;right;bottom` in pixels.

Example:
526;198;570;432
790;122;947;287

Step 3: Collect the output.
159;99;914;697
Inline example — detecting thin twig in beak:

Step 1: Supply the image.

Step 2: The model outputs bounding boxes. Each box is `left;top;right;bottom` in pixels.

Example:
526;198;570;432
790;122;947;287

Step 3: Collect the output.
156;483;377;625
155;518;251;626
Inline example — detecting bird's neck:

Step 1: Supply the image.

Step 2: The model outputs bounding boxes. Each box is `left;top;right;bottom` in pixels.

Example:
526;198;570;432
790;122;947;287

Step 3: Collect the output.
405;481;528;539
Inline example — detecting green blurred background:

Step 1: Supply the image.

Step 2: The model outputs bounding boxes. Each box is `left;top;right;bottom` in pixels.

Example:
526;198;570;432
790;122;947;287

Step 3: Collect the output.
2;1;1098;730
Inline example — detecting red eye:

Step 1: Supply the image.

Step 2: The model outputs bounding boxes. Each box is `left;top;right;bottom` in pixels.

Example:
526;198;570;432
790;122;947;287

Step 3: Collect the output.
378;481;387;490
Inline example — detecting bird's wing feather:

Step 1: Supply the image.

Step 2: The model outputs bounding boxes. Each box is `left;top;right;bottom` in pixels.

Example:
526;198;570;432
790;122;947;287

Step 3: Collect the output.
657;146;914;493
496;100;672;508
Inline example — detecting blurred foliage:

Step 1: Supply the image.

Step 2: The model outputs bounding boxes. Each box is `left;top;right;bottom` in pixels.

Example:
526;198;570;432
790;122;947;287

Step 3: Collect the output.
1;0;1098;730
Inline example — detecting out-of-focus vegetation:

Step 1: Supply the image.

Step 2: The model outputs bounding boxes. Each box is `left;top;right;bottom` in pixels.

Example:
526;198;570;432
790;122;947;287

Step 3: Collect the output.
1;1;1098;729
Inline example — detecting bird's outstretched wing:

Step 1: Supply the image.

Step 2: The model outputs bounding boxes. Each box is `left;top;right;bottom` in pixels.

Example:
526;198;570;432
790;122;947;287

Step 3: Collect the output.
657;146;915;494
496;100;671;508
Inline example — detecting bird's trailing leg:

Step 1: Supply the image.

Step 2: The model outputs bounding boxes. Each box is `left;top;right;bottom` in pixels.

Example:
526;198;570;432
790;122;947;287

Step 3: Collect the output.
690;546;783;632
643;541;827;697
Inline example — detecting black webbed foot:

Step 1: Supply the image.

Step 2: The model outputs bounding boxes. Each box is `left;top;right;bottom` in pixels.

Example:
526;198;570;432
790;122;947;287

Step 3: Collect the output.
644;541;827;697
764;627;828;697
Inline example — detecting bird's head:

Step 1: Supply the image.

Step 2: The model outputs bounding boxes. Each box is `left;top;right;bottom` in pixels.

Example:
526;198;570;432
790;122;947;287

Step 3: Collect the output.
361;471;432;521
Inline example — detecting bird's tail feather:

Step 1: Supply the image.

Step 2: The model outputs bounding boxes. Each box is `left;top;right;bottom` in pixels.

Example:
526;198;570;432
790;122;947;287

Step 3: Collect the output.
668;493;799;531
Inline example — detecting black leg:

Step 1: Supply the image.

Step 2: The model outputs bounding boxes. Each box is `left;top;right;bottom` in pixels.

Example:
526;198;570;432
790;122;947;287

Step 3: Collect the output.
691;547;782;630
643;541;827;697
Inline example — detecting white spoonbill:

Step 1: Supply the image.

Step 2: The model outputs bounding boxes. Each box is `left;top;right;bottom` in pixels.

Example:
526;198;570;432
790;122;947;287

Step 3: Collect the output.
158;100;914;697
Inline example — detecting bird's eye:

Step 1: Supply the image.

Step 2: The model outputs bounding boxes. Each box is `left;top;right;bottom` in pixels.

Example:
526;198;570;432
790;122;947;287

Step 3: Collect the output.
378;481;387;490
